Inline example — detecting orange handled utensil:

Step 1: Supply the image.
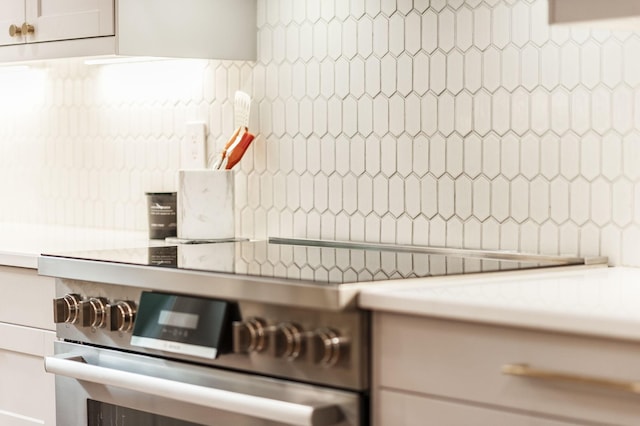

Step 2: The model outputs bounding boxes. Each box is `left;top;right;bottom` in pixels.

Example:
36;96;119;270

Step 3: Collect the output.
210;126;244;169
224;131;255;170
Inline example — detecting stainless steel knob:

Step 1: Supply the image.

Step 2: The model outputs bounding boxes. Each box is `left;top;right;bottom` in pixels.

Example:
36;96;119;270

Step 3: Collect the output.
79;297;108;328
106;301;136;332
308;328;349;367
232;317;267;353
268;322;305;360
53;294;82;324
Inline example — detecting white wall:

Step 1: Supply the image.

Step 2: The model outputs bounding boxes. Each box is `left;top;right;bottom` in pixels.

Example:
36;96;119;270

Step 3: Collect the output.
0;0;639;266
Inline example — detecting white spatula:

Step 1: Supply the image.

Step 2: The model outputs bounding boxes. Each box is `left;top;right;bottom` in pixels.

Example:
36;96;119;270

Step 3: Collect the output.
234;90;251;129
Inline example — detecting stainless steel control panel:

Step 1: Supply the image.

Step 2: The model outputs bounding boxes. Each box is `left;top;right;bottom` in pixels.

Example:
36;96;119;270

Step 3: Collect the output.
53;278;368;390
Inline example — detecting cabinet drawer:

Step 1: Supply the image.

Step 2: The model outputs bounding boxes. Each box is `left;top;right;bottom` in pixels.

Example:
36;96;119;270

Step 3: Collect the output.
0;266;55;330
376;389;579;426
374;312;640;426
0;324;55;425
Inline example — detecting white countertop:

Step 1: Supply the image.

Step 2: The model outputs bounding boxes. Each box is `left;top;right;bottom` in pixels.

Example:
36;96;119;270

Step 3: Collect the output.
359;265;640;342
0;223;160;269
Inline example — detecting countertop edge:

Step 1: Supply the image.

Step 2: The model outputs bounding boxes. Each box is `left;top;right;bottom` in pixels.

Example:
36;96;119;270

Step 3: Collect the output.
359;290;640;342
359;265;640;342
0;251;38;269
0;223;154;269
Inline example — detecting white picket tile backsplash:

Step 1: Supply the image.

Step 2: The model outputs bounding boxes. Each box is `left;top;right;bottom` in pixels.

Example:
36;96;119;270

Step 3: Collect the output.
1;0;640;265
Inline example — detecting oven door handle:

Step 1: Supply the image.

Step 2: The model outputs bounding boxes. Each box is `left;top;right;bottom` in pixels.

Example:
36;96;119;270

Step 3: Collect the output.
45;353;344;426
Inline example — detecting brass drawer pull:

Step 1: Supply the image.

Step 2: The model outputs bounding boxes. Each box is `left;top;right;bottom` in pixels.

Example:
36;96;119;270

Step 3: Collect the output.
502;363;640;394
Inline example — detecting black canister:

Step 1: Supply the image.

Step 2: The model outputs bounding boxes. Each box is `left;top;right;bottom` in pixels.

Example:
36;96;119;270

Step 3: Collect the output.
145;192;177;239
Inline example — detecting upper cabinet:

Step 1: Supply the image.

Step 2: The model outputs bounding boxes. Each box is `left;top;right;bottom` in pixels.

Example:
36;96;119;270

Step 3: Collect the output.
29;0;114;45
0;0;32;46
549;0;640;29
0;0;256;63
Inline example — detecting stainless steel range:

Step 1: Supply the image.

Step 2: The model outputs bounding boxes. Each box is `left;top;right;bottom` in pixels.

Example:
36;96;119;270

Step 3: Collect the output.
38;238;606;426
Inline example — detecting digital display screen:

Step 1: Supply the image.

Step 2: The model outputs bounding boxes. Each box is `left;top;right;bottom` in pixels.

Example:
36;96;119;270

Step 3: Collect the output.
158;310;199;330
131;292;231;359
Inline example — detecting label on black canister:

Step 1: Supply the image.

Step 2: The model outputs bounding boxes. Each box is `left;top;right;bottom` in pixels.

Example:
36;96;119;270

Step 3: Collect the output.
146;192;177;239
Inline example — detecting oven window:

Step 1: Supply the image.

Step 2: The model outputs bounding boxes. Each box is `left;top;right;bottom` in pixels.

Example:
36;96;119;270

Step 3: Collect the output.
87;400;204;426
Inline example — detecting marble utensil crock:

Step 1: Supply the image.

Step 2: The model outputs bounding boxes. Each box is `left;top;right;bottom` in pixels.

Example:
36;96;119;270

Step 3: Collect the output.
177;170;235;240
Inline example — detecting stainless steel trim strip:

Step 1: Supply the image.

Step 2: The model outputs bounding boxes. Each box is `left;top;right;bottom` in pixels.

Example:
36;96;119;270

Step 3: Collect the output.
268;237;608;266
38;255;359;311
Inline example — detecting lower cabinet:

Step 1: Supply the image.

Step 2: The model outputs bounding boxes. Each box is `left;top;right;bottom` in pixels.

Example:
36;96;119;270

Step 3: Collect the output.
378;389;578;426
372;311;640;426
0;266;55;426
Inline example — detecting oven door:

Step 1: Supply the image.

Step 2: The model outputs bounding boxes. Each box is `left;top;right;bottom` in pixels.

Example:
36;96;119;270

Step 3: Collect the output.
45;341;362;426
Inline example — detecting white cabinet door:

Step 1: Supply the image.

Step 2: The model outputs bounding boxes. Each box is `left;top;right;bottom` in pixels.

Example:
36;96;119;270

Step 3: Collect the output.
0;323;56;426
0;267;56;425
26;0;114;44
0;1;26;47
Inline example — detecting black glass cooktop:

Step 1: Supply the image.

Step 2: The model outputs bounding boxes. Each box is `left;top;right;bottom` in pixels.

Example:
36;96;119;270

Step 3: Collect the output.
42;238;587;285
